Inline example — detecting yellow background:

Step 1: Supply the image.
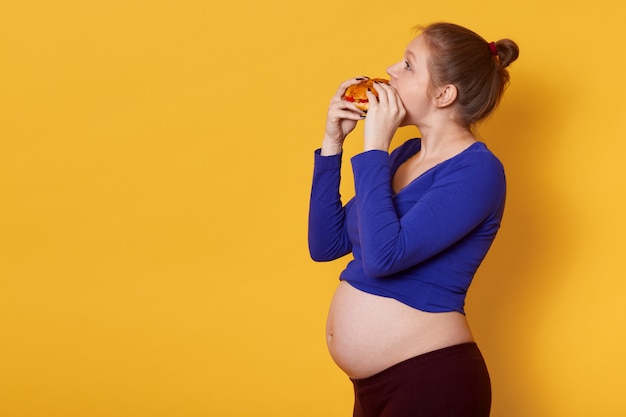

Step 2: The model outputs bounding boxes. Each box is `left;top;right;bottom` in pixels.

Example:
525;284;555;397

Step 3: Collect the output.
1;0;625;416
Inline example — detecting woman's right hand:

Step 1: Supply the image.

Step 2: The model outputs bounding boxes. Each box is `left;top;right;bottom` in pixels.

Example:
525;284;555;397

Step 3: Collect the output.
321;77;367;156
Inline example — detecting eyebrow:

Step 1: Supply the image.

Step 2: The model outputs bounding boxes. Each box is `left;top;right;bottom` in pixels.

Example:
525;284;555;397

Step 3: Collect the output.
405;50;416;63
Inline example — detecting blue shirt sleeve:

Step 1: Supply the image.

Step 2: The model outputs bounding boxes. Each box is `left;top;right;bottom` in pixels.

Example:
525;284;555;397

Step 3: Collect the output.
308;150;352;262
351;149;505;277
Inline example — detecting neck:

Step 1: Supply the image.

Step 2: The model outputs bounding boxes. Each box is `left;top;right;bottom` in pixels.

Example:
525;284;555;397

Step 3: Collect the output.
417;122;476;159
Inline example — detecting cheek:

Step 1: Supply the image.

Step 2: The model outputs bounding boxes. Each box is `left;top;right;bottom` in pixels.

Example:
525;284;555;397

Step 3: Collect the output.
397;94;417;125
397;87;430;125
398;87;421;110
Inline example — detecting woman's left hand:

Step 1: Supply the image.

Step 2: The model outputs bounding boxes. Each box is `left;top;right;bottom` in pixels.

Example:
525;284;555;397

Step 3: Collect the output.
363;82;406;152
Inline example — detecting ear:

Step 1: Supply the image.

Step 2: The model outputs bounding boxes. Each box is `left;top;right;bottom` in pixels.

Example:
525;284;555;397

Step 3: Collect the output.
433;84;457;108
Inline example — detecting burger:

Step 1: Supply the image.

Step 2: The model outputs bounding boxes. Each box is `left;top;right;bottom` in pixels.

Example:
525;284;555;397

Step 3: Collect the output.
342;78;390;112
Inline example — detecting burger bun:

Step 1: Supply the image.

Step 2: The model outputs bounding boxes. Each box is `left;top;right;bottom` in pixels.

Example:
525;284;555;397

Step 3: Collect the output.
342;78;390;112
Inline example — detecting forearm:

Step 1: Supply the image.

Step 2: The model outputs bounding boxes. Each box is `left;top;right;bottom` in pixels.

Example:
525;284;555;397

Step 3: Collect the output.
320;134;344;156
308;149;352;261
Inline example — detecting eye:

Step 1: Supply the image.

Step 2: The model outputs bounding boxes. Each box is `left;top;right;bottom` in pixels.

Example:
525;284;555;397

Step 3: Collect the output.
404;60;411;70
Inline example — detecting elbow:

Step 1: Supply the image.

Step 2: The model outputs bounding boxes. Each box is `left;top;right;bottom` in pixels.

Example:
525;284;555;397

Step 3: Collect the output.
309;250;332;262
308;232;351;262
361;246;414;277
361;257;395;278
308;244;347;263
308;243;325;262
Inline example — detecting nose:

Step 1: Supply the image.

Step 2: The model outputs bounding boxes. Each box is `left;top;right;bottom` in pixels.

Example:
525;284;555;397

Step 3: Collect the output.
386;62;399;79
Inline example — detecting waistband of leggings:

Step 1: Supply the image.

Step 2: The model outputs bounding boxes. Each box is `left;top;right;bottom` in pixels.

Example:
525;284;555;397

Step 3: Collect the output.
350;342;480;383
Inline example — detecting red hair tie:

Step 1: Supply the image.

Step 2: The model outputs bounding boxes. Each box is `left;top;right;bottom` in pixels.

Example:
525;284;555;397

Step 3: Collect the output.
488;42;498;56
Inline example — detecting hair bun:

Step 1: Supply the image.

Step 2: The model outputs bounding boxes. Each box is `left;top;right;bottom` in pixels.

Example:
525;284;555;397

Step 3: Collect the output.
495;39;520;68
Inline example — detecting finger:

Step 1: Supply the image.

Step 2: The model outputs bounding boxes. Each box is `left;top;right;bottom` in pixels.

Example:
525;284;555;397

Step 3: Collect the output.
328;99;367;116
387;86;405;112
381;82;401;102
366;86;388;111
329;98;365;114
373;81;393;103
375;82;403;112
330;109;367;122
333;76;370;99
365;89;379;110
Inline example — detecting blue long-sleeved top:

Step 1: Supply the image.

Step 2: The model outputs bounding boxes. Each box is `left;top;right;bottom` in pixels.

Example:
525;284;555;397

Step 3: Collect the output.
308;139;505;314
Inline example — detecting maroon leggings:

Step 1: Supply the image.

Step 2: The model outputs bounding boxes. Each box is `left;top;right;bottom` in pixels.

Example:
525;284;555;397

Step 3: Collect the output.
351;343;491;417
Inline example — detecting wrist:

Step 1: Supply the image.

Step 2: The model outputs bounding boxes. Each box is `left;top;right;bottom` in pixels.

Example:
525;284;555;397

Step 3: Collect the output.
363;129;393;153
363;141;390;153
321;135;344;156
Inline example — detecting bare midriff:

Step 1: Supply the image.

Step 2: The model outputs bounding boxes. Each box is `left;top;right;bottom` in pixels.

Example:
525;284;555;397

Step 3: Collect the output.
326;281;475;379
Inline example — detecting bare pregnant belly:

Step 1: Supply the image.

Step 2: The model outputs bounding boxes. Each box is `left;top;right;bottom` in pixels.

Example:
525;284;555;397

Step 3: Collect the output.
326;281;474;379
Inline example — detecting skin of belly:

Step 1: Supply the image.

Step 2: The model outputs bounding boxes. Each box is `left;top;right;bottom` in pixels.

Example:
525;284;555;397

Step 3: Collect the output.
326;281;474;379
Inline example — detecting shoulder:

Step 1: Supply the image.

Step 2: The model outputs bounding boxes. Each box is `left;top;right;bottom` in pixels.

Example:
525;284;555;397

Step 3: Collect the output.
447;142;504;177
434;142;506;202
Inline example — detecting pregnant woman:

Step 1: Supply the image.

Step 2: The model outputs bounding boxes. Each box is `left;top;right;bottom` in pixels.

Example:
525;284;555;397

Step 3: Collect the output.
308;22;519;417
